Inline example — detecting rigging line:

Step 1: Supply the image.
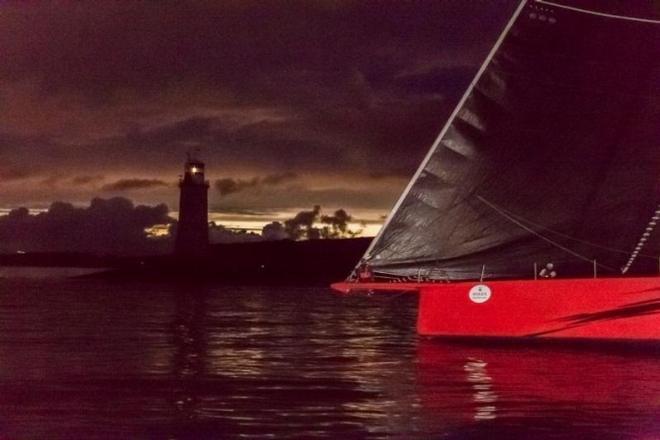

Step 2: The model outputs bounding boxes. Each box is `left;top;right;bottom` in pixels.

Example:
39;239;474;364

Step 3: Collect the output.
353;0;530;270
476;196;616;271
621;204;660;274
483;198;659;260
536;0;660;24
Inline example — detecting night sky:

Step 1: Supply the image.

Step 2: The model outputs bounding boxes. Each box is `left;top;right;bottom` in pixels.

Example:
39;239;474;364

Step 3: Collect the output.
0;1;515;232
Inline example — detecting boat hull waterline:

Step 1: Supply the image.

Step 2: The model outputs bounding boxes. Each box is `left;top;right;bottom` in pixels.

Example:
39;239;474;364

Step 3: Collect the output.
331;277;660;340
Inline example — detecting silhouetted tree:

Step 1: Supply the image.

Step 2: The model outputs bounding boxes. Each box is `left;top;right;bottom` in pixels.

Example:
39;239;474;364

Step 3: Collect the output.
261;206;361;241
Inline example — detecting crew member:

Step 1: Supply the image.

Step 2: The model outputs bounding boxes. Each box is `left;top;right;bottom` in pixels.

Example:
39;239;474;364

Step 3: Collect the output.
539;262;557;279
357;260;374;282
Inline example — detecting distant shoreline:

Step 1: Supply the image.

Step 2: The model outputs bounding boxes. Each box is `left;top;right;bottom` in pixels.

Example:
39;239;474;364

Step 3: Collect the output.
0;237;371;285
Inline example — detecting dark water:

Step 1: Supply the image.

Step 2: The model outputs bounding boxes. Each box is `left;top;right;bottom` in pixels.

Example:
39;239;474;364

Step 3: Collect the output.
0;276;658;439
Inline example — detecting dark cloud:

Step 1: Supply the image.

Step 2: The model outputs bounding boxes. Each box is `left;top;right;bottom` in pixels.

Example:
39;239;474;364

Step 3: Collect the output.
215;178;258;197
123;117;218;150
0;1;516;211
215;173;298;197
0;197;172;254
394;65;477;96
0;167;32;182
102;179;170;191
71;175;104;185
213;208;274;217
368;169;414;180
0;2;513;96
261;172;298;185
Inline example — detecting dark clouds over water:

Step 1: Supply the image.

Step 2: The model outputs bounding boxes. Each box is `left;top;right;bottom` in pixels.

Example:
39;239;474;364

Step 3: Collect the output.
0;198;171;254
0;1;515;212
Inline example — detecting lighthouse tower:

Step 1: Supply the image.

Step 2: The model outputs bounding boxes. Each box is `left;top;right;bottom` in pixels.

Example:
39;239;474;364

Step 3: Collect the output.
175;153;209;257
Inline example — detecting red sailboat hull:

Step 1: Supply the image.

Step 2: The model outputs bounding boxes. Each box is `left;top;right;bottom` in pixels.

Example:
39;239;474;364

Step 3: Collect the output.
331;277;660;340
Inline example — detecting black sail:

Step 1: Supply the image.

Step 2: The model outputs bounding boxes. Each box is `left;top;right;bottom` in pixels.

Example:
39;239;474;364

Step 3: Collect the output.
364;0;660;281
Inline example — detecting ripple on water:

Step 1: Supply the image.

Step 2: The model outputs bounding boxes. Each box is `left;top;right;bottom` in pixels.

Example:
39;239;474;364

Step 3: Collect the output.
0;279;657;439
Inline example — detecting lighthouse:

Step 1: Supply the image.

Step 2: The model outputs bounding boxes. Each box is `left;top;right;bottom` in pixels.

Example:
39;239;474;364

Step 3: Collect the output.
175;153;209;257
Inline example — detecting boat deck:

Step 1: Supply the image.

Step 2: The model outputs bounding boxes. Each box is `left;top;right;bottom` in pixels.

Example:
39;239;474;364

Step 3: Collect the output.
331;281;425;293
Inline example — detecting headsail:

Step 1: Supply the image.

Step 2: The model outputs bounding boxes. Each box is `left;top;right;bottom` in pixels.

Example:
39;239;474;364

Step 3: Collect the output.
361;0;660;281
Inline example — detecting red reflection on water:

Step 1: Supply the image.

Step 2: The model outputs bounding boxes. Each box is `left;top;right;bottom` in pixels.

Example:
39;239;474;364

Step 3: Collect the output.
415;340;660;438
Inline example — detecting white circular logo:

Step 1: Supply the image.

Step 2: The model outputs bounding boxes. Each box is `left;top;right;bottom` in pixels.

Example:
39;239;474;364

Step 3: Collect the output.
469;284;491;303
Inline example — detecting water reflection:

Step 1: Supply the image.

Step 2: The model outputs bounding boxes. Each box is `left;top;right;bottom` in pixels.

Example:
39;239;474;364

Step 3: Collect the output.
0;278;657;439
170;287;208;423
464;358;497;421
415;340;660;438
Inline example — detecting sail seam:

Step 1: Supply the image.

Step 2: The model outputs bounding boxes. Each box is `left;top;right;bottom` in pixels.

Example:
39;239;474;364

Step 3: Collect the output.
356;0;529;269
536;0;660;24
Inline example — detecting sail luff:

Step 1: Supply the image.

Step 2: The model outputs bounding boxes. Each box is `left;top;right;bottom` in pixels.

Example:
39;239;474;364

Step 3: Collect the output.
354;0;529;273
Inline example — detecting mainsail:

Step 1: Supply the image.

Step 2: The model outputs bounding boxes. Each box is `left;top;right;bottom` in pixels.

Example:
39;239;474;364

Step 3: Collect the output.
362;0;660;281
